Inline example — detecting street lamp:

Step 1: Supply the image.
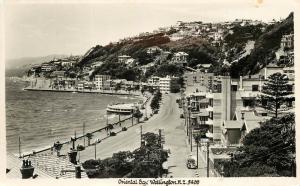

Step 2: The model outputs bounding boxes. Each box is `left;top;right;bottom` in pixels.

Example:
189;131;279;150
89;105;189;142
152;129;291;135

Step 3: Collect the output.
196;139;199;168
94;138;101;160
188;106;192;146
94;140;97;160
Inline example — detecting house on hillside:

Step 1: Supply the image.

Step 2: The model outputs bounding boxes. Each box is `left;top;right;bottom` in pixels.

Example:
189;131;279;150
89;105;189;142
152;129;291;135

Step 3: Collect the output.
281;34;294;49
196;64;212;72
171;52;188;66
118;55;135;65
146;46;162;55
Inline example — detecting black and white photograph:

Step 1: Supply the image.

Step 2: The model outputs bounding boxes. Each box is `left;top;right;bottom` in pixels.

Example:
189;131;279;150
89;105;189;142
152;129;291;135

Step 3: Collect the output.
1;0;299;183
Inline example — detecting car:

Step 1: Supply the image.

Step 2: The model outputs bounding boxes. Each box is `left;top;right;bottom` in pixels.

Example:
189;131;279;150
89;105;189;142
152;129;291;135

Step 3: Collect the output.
186;156;197;169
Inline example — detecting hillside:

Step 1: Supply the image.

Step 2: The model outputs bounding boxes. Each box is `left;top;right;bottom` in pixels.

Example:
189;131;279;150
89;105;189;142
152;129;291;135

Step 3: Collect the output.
230;12;294;77
6;54;68;77
21;12;293;81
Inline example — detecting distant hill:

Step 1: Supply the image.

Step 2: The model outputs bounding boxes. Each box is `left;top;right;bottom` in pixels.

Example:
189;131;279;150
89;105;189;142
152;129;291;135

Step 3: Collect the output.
6;54;68;70
5;54;68;77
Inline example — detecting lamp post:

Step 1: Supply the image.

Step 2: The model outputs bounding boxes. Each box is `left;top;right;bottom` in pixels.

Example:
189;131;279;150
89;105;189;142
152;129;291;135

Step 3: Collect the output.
188;106;191;145
94;139;101;160
196;140;199;168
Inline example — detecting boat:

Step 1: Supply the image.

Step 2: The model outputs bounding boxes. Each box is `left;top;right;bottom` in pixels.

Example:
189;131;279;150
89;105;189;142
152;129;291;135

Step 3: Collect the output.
106;103;139;115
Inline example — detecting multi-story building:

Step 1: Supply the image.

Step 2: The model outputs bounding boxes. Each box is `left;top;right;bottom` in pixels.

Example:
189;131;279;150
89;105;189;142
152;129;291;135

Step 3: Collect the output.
186;72;294;143
94;75;111;90
159;76;179;93
172;52;188;66
118;55;133;64
281;34;294;49
61;61;76;67
41;64;55;72
183;71;214;91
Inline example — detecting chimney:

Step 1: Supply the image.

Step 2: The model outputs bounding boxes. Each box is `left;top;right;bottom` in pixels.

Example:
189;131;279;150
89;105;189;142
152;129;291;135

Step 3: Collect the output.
221;76;231;120
239;76;244;90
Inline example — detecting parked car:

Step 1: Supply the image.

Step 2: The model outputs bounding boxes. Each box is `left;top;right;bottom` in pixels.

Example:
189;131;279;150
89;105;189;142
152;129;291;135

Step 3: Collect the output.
186;156;197;169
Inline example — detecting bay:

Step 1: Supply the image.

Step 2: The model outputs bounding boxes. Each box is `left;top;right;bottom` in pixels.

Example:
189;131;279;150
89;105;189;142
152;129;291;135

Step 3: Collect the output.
5;78;141;154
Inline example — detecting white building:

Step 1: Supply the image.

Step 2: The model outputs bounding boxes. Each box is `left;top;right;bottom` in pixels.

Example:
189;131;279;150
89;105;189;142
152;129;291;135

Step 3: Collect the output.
118;55;135;65
159;76;179;93
41;64;55;72
118;55;132;63
172;52;188;65
94;75;111;90
281;34;294;49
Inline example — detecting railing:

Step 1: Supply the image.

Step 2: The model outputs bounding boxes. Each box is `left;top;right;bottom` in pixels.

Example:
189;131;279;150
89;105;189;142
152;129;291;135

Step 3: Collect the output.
21;116;134;158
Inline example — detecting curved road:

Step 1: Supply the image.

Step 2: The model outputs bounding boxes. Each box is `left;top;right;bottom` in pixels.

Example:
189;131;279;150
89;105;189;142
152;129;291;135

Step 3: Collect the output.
80;94;200;177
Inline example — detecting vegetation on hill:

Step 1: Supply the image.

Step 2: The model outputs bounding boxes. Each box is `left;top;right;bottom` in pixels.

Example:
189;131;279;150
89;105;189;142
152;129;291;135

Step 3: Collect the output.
224;24;264;48
162;37;218;69
91;61;142;81
229;12;294;77
79;33;170;67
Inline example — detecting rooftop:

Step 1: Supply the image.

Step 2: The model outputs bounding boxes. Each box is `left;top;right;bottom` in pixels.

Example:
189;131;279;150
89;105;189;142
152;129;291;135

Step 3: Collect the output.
223;120;243;129
243;120;261;133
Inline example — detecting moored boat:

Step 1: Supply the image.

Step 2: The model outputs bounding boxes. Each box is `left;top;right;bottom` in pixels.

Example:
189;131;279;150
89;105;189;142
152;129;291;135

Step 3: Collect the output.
106;103;139;115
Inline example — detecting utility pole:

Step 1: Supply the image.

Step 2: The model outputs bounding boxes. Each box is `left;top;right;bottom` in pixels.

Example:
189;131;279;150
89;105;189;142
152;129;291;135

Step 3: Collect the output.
196;140;199;168
18;136;21;158
188;107;191;144
94;143;97;160
186;111;188;136
158;129;162;148
140;125;143;147
132;112;134;126
106;114;109;126
207;142;210;177
190;128;193;152
145;104;148;118
83;122;85;147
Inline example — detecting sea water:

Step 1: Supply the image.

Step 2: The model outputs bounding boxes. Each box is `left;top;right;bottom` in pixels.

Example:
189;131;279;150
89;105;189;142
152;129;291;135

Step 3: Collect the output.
5;78;141;153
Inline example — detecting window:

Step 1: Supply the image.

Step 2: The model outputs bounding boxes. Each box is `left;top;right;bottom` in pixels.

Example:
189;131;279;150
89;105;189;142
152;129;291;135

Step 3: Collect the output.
252;85;259;91
231;85;238;91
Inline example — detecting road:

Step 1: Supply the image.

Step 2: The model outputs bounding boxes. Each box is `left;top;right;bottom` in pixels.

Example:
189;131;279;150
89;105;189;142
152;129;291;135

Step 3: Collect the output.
79;93;205;177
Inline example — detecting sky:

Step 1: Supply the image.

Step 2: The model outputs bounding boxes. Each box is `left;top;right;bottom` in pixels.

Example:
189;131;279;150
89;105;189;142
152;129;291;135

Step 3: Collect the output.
4;0;297;59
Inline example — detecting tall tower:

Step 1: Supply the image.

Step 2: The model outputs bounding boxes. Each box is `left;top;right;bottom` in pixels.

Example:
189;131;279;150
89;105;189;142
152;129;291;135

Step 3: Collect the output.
221;76;231;121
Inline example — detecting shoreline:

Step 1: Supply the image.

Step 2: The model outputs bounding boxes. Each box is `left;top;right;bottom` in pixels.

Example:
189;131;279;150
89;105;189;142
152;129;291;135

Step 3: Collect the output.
23;87;142;96
9;90;151;157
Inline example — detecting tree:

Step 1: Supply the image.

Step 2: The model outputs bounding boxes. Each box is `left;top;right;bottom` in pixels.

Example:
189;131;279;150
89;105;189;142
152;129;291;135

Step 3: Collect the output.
218;113;295;177
114;82;122;92
82;132;168;178
86;133;93;146
258;73;293;118
133;109;143;123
